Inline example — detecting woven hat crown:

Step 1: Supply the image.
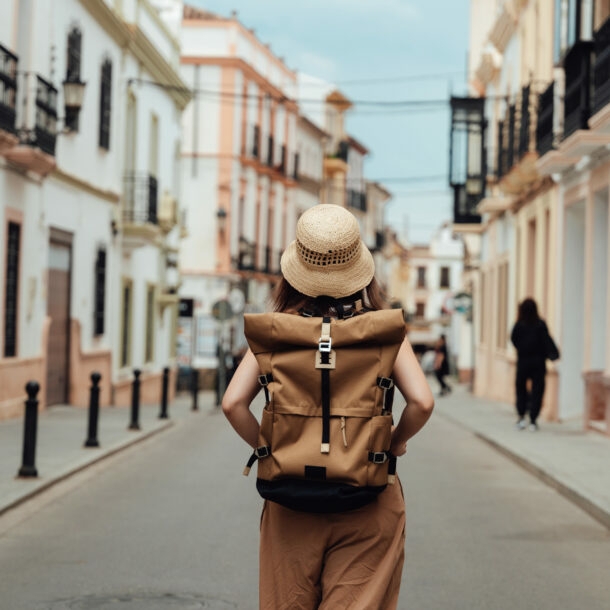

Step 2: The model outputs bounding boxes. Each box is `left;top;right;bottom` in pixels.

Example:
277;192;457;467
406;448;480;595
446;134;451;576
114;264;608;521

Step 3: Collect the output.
296;205;362;268
280;204;375;298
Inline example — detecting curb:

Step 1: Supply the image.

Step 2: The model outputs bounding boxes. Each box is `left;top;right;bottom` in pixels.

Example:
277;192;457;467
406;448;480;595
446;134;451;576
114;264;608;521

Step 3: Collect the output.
473;432;610;531
0;419;174;518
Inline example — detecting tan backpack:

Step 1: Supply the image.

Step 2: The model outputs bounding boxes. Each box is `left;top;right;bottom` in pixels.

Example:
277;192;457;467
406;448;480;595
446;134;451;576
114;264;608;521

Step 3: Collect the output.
243;308;406;513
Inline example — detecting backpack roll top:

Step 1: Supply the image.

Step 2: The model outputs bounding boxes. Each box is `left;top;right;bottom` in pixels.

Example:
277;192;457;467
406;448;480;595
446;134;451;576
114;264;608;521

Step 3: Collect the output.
243;309;406;513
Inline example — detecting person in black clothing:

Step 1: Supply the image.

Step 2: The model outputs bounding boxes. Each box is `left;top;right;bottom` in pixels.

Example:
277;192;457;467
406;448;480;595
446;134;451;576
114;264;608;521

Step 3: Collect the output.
510;298;553;431
434;334;452;396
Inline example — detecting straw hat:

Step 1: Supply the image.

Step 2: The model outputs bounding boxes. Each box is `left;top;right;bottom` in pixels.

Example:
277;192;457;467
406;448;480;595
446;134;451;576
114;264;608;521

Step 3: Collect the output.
280;204;375;298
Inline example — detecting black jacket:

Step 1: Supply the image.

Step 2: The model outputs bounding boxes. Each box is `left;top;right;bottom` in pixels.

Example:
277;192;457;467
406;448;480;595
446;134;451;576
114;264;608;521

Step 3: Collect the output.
510;319;548;366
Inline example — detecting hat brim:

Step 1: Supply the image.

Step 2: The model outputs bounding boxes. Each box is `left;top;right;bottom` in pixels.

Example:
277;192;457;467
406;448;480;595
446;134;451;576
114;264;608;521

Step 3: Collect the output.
280;240;375;298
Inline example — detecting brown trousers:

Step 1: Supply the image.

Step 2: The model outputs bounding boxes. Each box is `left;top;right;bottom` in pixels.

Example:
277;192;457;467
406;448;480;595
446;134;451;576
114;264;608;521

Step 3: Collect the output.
259;479;406;610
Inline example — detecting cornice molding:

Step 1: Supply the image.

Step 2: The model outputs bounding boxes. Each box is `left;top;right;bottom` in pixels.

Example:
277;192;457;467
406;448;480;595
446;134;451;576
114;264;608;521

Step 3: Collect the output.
489;3;518;54
79;0;191;110
181;56;298;112
127;25;191;109
51;167;121;203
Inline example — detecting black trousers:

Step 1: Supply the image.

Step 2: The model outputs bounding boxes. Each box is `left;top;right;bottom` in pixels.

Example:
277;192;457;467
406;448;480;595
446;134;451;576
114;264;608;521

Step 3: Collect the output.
435;369;450;392
515;362;546;423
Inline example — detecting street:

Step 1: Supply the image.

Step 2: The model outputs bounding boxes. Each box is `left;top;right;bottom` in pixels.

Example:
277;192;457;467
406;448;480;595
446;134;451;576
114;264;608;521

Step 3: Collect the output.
0;402;608;610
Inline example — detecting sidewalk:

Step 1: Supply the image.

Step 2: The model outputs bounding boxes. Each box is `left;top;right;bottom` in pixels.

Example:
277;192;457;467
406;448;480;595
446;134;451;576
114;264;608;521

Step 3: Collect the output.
433;383;610;530
0;391;217;517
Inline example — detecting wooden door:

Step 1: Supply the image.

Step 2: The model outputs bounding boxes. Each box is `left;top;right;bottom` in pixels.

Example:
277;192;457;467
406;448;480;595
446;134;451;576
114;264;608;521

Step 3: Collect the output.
46;241;71;405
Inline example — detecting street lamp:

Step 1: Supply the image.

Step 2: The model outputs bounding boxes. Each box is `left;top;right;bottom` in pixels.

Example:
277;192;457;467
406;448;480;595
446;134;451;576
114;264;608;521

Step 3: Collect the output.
216;207;228;232
62;78;86;132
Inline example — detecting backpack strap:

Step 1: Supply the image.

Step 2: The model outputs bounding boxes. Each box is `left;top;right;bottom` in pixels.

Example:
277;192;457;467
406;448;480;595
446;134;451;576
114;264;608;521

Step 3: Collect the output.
377;376;395;414
315;316;335;454
258;373;273;404
243;445;271;476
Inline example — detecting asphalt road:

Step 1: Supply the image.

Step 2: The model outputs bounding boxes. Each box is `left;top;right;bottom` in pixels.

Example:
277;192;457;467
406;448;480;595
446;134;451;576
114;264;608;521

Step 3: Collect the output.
0;403;608;610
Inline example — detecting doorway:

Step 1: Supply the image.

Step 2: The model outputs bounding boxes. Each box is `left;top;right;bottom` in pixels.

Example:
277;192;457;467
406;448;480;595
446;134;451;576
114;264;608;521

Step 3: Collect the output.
46;235;72;405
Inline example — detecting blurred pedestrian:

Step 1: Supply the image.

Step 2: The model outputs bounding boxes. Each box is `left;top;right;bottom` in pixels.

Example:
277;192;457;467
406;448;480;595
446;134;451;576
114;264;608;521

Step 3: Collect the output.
434;334;452;396
510;298;559;431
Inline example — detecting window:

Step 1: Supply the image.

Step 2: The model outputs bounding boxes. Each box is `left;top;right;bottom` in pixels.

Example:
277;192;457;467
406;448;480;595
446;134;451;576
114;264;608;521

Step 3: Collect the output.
65;26;82;130
415;302;426;318
99;59;112;150
496;262;509;350
145;285;155;363
4;222;20;357
93;248;106;336
120;279;132;367
440;266;450;288
417;266;426;288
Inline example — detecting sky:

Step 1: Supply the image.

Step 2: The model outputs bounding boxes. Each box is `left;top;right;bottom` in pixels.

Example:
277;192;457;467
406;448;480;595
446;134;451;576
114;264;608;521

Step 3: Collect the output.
190;0;471;245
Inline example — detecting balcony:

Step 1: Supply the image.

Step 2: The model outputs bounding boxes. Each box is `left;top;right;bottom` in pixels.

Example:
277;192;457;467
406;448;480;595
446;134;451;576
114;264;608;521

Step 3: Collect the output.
590;17;610;133
347;188;367;212
536;82;554;157
121;173;161;247
563;40;594;140
4;73;57;175
0;44;18;152
593;17;610;117
449;97;486;225
236;236;255;271
494;86;541;193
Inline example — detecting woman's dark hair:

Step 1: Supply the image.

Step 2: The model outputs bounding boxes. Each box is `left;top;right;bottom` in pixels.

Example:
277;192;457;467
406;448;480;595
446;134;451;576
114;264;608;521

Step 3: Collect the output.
517;298;540;324
271;277;388;314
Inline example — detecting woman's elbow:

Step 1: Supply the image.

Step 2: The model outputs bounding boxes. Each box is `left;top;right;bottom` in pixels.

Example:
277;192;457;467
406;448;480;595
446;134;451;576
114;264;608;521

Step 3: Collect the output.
221;394;239;419
421;395;435;416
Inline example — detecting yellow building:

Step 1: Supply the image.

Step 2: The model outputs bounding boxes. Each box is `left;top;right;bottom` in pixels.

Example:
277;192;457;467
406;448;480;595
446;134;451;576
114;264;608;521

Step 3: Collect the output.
453;0;610;433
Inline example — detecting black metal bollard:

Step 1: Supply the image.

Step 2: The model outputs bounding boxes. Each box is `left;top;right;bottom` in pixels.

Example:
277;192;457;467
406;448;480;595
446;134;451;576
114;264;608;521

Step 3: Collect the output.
18;381;40;478
191;368;199;412
84;372;102;447
129;369;141;430
159;367;170;419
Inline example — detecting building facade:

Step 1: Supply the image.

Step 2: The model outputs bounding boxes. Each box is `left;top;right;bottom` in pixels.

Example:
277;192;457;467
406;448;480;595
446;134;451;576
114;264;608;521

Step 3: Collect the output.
0;0;188;418
454;0;610;433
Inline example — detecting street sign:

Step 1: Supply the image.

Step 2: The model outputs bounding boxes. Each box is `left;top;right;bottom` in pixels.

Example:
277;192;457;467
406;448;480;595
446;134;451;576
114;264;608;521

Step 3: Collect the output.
453;292;473;314
211;299;233;321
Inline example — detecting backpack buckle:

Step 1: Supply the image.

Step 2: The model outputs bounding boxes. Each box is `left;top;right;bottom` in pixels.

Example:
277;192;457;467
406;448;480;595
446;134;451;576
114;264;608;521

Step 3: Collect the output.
315;350;336;369
318;338;332;353
255;446;270;459
369;451;389;464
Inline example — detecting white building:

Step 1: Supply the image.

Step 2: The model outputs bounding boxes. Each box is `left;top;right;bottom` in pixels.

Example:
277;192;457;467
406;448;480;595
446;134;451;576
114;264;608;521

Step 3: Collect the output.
0;0;189;418
404;225;464;363
176;6;299;375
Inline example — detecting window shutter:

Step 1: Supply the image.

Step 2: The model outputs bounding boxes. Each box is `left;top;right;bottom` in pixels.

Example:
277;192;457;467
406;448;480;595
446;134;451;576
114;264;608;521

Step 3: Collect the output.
99;60;112;150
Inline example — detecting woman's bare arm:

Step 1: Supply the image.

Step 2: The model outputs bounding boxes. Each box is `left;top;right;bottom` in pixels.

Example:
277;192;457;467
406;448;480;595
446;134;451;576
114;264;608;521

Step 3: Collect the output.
390;337;435;456
221;349;262;448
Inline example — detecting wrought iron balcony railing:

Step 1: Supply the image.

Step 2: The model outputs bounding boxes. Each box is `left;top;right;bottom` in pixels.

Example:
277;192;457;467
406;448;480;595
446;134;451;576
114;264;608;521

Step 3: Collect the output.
536;82;555;156
123;173;158;224
346;188;367;211
593;16;610;116
0;44;18;134
563;40;594;139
